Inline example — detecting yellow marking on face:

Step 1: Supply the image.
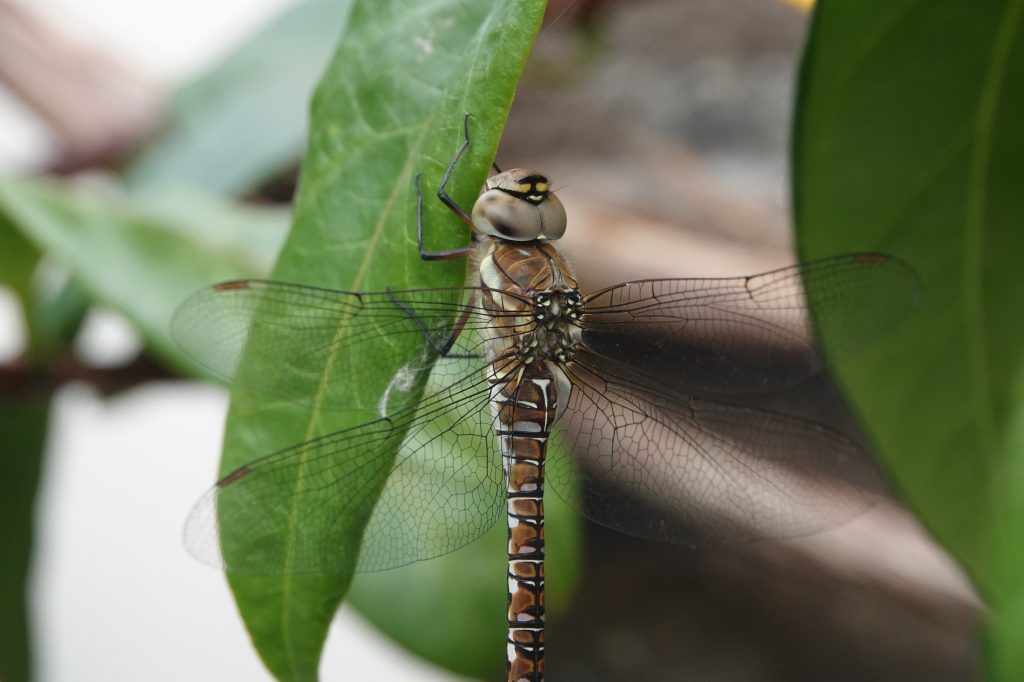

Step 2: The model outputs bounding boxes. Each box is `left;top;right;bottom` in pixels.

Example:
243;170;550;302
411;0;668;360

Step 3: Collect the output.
535;182;549;192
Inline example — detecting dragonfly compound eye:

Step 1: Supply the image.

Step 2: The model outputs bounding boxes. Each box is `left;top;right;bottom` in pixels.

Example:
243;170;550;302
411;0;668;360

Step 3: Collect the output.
472;189;543;240
471;168;566;241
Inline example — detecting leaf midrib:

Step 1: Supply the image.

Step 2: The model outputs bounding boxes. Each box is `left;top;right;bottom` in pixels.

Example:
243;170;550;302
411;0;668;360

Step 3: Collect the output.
278;121;435;671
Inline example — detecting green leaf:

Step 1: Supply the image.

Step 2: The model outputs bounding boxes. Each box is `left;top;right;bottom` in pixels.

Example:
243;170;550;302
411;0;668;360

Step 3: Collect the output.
219;1;548;679
125;0;354;196
0;213;39;303
24;279;89;359
793;2;1024;677
0;389;52;682
0;178;286;370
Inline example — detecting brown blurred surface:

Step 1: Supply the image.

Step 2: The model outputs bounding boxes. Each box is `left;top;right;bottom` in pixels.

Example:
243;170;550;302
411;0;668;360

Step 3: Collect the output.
501;0;804;288
547;524;978;682
0;0;162;172
501;2;982;680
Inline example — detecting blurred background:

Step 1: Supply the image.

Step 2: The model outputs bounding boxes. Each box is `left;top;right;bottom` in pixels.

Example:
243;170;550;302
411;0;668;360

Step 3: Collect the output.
0;0;983;680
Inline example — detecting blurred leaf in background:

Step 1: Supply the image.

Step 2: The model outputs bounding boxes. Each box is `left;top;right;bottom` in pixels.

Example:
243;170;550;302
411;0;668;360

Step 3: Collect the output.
0;179;286;366
795;1;1024;678
124;0;354;197
0;215;38;303
0;393;50;682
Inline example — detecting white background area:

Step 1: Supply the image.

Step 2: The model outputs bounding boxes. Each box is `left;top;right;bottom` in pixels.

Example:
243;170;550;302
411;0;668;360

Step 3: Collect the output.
2;1;466;679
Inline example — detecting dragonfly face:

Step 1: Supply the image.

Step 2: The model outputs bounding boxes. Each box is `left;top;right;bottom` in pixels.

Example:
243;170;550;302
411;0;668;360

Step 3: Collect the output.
471;168;567;241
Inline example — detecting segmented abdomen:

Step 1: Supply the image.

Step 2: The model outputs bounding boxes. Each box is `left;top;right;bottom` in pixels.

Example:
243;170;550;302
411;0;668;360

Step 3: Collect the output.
489;362;559;682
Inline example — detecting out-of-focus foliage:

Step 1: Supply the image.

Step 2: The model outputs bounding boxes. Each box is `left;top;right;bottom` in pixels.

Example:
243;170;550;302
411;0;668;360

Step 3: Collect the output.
0;179;286;369
0;395;49;682
0;216;38;302
125;0;354;196
794;2;1024;678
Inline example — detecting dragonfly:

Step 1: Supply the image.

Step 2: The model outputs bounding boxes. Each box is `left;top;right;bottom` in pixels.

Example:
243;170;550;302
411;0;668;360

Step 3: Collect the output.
172;117;918;682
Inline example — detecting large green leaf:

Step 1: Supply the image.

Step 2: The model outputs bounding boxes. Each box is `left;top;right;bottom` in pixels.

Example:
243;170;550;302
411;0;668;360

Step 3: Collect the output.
793;2;1024;677
218;1;548;679
0;178;286;369
125;0;354;196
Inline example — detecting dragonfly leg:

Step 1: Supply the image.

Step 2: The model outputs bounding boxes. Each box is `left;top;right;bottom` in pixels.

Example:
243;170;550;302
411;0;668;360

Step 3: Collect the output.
417;114;478;261
416;172;475;261
437;113;476;226
387;288;482;359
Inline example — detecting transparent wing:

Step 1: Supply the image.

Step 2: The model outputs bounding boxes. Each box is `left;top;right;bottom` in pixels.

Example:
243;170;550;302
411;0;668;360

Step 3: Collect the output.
171;280;529;410
184;354;504;574
547;349;883;546
580;253;920;394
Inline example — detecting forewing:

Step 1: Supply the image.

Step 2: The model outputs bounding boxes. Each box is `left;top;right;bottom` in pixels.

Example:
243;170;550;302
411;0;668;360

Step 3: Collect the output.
184;356;504;574
171;280;528;411
580;253;920;394
547;350;883;546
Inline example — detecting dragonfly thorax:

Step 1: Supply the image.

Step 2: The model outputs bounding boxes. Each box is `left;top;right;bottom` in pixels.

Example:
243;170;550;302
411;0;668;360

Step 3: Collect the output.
533;289;582;325
515;289;582;366
471;168;567;242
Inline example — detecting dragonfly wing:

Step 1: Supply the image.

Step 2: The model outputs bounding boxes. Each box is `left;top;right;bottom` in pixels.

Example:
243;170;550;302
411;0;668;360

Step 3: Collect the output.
580;253;920;394
184;358;504;574
546;350;884;546
171;280;528;411
355;354;504;572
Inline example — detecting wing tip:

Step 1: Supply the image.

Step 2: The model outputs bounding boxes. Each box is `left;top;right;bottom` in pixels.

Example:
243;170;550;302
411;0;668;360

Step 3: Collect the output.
213;281;252;292
217;465;251;487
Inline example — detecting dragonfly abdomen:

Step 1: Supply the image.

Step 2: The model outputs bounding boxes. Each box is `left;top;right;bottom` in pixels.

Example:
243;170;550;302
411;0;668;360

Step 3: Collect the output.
490;363;567;682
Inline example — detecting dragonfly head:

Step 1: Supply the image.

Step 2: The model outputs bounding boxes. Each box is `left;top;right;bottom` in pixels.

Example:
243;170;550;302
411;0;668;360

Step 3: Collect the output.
471;168;567;242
